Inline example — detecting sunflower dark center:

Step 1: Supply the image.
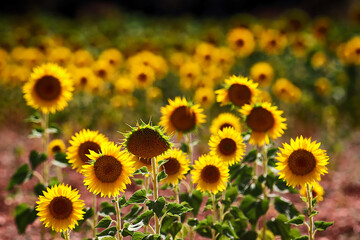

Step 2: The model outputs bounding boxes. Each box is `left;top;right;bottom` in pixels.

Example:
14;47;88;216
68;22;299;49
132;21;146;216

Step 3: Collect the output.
201;165;220;183
127;128;170;158
80;77;87;85
236;39;244;47
97;69;106;78
312;190;317;198
219;123;233;131
94;155;122;183
109;59;115;65
139;157;152;166
138;73;147;82
202;96;208;102
288;149;316;176
49;196;73;220
228;84;252;107
258;74;267;81
170;106;196;132
317;26;327;34
163;158;181;175
246;107;275;132
219;138;236;156
78;141;101;163
52;146;61;153
34;75;61;101
204;54;211;61
187;73;193;78
269;40;277;47
356;48;360;55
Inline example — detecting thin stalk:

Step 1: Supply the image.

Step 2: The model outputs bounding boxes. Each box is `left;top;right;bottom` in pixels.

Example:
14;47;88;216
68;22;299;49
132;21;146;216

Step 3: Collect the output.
219;190;225;222
114;195;123;240
42;113;49;186
211;193;217;240
174;185;183;239
261;145;268;240
186;133;195;240
151;157;160;235
306;184;314;240
64;229;70;240
93;194;97;238
144;175;149;233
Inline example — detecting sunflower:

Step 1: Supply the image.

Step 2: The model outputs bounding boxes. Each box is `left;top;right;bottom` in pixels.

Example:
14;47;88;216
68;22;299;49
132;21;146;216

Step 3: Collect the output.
98;48;123;68
192;154;229;194
157;148;190;185
114;76;135;95
179;62;202;90
311;51;327;69
82;142;134;197
36;184;85;232
216;47;235;72
22;63;74;114
209;127;246;166
47;46;72;66
92;59;114;81
146;86;163;101
194;42;217;67
73;49;94;67
71;67;97;92
124;122;171;159
299;181;325;202
160;97;206;139
344;36;360;65
272;78;302;104
275;136;329;187
239;102;287;147
132;155;152;171
215;75;259;108
193;87;215;109
210;112;242;135
67;129;109;172
48;139;66;157
250;62;274;87
315;77;332;96
227;28;255;58
130;64;156;89
259;29;287;55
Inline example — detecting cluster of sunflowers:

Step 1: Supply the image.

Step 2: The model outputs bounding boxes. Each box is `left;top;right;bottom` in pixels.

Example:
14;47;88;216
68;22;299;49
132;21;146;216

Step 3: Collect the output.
4;7;360;240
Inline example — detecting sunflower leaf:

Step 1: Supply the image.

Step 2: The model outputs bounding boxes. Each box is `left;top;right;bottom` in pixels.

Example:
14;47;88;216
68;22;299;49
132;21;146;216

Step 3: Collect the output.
165;202;192;215
7;164;33;190
96;226;118;237
123;205;143;222
127;189;147;205
157;170;168;182
33;183;47;196
242;149;258;163
295;236;309;240
134;166;149;175
99;202;116;216
96;216;113;228
29;128;43;138
131;232;147;240
146;196;166;217
133;210;154;225
286;215;305;226
158;159;168;167
274;196;300;219
54;152;70;166
29;150;47;170
314;221;334;231
14;204;38;234
180;190;203;216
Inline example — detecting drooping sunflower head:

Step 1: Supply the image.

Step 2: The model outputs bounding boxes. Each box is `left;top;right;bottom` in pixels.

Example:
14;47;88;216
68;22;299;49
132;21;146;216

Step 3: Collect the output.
158;148;190;185
209;127;246;166
192;154;229;194
22;63;74;114
124;122;172;159
210;112;242;135
48;139;66;157
227;27;255;58
36;184;85;232
67;129;109;173
82;141;135;197
275;136;329;187
299;181;325;202
250;62;274;87
215;75;259;108
239;102;287;146
160;97;206;139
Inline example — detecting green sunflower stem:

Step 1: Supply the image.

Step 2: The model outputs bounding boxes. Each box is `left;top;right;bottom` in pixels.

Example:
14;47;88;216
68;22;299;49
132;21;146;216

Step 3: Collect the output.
186;133;195;240
114;195;123;240
306;183;315;240
151;157;161;235
42;112;49;186
144;175;149;233
219;190;225;222
211;193;217;240
261;145;268;240
64;229;70;240
93;194;97;238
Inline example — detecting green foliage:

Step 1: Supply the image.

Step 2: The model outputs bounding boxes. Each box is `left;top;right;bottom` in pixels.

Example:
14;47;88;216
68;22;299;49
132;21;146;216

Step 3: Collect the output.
14;204;38;234
74;207;94;232
33;183;46;196
180;190;203;216
157;170;168;182
7;164;32;190
134;166;149;175
314;221;334;231
239;195;269;226
165;202;192;215
100;202;116;215
127;189;148;205
274;196;300;219
97;226;118;237
96;216;113;228
53;152;70;167
287;215;305;226
29;150;47;170
146;196;166;217
123;205;144;222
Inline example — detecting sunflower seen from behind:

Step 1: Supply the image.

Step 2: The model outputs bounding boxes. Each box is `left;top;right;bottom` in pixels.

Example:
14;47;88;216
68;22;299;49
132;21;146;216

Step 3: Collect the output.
192;154;229;194
240;102;287;147
216;75;259;108
67;129;109;173
299;181;325;202
160;97;206;139
275;136;329;187
209;112;242;135
157;148;190;185
209;127;246;166
23;63;74;114
36;184;85;232
82;142;134;197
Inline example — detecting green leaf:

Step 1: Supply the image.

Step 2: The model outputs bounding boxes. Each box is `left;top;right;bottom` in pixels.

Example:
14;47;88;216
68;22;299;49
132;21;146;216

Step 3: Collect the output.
74;207;94;231
33;183;47;196
132;232;147;240
157;170;168;182
134;210;154;225
134;166;149;175
267;148;278;158
239;195;269;226
309;210;319;218
96;226;117;237
7;164;33;190
14;204;38;234
127;189;147;205
54;152;70;167
161;215;179;235
29;128;43;138
118;195;127;207
295;236;309;240
243;149;258;163
274;196;300;219
187;218;199;227
180;142;189;153
26;113;41;123
100;202;116;215
166;202;192;215
29;150;47;170
134;179;144;185
266;214;291;239
287;215;305;226
240;230;257;240
314;221;334;231
123;205;143;222
158;159;168;167
146;196;165;217
225;186;238;204
168;221;182;239
96;216;113;228
48;177;61;187
180;190;203;216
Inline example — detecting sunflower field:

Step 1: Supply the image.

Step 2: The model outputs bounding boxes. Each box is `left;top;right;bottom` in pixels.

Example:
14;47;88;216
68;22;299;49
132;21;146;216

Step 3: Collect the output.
1;3;360;240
